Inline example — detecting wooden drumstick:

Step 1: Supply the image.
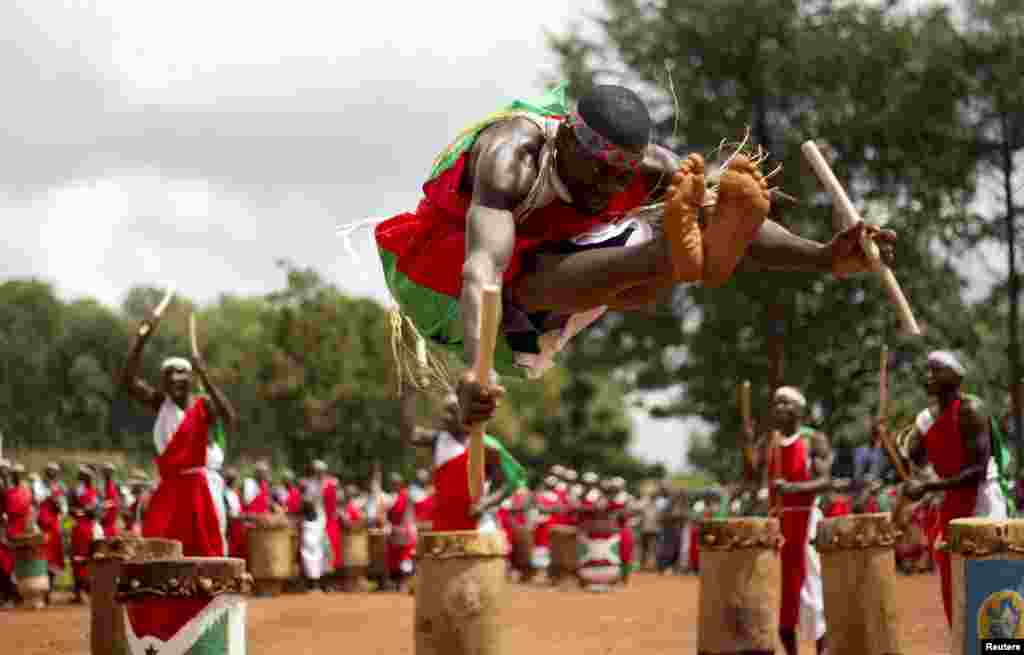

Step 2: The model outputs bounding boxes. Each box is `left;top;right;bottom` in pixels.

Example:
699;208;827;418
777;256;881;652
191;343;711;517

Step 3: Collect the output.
801;141;921;335
189;312;200;359
875;343;910;482
139;283;175;337
469;285;501;505
740;380;752;433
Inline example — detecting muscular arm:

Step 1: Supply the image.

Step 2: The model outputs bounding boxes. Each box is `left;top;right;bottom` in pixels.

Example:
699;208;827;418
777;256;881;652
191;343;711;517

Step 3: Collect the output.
194;361;237;431
461;120;539;367
783;432;834;495
117;326;163;413
925;397;991;492
735;220;831;274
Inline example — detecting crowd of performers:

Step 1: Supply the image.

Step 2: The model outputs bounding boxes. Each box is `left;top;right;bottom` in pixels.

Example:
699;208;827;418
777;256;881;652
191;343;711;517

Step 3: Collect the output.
0;347;1018;655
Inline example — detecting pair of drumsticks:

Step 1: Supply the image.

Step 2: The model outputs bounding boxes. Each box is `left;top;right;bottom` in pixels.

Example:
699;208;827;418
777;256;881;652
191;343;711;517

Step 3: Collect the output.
142;283;205;363
738;344;910;515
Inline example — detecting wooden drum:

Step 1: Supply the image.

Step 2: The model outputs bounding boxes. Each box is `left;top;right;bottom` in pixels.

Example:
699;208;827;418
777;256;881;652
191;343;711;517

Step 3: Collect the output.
368;528;388;582
577;518;621;591
508;524;534;576
90;537;183;655
11;532;49;610
415;531;507;655
342;524;371;592
697;517;783;655
947;518;1024;650
548;525;577;585
246;515;293;596
815;512;904;655
116;557;252;655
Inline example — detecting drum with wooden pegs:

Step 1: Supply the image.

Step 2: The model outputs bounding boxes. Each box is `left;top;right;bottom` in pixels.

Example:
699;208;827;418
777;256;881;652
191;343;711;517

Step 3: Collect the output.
815;512;904;655
115;557;252;655
11;532;49;610
946;518;1024;649
90;537;183;655
246;514;294;596
414;531;507;655
697;517;783;655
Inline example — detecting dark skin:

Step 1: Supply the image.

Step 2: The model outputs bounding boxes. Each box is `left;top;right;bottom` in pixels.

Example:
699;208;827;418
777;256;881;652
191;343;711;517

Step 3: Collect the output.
399;388;508;518
71;474;98;520
117;311;237;431
747;393;831;655
101;468;117;511
456;117;897;427
902;361;990;501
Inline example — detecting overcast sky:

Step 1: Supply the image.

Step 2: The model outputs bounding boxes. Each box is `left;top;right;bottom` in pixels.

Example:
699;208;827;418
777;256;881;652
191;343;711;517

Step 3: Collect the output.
1;0;715;471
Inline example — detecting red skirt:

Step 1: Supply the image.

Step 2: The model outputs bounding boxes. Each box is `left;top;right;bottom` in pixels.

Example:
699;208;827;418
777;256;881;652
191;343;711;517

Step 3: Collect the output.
143;471;224;557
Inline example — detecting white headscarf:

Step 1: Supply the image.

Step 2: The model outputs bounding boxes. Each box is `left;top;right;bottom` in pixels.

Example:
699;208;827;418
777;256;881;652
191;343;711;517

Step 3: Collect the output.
774;386;807;408
927;350;966;376
161;357;192;372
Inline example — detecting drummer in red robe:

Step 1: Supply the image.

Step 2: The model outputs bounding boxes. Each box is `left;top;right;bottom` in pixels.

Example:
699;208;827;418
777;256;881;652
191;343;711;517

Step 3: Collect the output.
117;309;238;557
399;389;510;534
282;469;303;515
383;473;417;592
99;463;121;537
222;468;246;559
37;462;68;602
605;477;636;583
531;476;561;573
242;461;272;516
0;459;17;605
749;386;831;655
900;350;1008;626
70;465;102;603
3;463;33;538
411;468;434;531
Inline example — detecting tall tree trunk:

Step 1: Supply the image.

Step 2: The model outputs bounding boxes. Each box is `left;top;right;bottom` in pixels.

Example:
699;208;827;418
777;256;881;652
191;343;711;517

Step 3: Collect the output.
1002;111;1022;470
754;83;786;392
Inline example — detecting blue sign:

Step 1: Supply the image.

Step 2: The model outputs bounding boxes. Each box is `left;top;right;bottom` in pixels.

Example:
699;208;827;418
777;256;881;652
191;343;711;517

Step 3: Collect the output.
965;559;1024;654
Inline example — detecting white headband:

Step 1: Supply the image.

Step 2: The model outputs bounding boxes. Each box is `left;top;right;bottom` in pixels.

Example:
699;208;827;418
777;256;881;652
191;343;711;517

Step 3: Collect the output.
928;350;965;376
774;386;806;408
161;357;192;372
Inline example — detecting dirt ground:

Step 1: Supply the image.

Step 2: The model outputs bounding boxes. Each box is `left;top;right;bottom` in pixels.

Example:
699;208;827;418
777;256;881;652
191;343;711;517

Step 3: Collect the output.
8;571;949;655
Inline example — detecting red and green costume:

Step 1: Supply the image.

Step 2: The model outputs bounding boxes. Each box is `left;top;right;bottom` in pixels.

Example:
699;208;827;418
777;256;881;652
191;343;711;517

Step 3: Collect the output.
374;83;652;377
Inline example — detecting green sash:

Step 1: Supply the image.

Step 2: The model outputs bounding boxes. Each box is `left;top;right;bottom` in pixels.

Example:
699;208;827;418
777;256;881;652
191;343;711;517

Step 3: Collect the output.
484;434;527;501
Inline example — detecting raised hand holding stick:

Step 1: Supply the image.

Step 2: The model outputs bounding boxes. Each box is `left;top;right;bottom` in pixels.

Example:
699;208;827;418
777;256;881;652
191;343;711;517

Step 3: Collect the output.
468;285;501;505
801;141;920;335
139;283;175;337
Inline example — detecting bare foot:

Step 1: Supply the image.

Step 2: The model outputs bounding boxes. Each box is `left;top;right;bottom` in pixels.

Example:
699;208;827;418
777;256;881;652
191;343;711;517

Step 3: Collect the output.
662;153;705;282
702;154;771;287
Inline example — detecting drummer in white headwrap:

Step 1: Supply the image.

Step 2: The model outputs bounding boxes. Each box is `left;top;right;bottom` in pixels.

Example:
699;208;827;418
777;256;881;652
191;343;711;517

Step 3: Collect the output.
117;309;238;557
900;349;1008;627
747;385;831;655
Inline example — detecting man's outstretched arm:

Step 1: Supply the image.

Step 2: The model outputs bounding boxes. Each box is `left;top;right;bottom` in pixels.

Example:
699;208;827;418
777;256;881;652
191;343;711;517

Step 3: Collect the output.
457;122;538;423
737;220;896;275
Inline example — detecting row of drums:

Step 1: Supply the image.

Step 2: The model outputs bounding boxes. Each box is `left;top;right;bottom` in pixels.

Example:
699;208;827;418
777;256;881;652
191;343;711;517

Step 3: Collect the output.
245;516;418;593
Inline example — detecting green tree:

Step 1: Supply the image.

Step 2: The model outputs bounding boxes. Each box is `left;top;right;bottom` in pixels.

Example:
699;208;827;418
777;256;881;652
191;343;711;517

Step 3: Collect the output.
549;0;982;480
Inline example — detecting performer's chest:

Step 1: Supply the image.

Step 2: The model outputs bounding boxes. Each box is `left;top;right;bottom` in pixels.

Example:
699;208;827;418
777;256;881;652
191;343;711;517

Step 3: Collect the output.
922;403;969;477
772;436;813;482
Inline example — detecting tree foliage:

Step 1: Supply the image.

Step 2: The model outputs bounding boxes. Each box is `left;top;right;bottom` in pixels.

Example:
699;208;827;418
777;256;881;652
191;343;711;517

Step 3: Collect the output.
549;0;1020;479
0;263;661;483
